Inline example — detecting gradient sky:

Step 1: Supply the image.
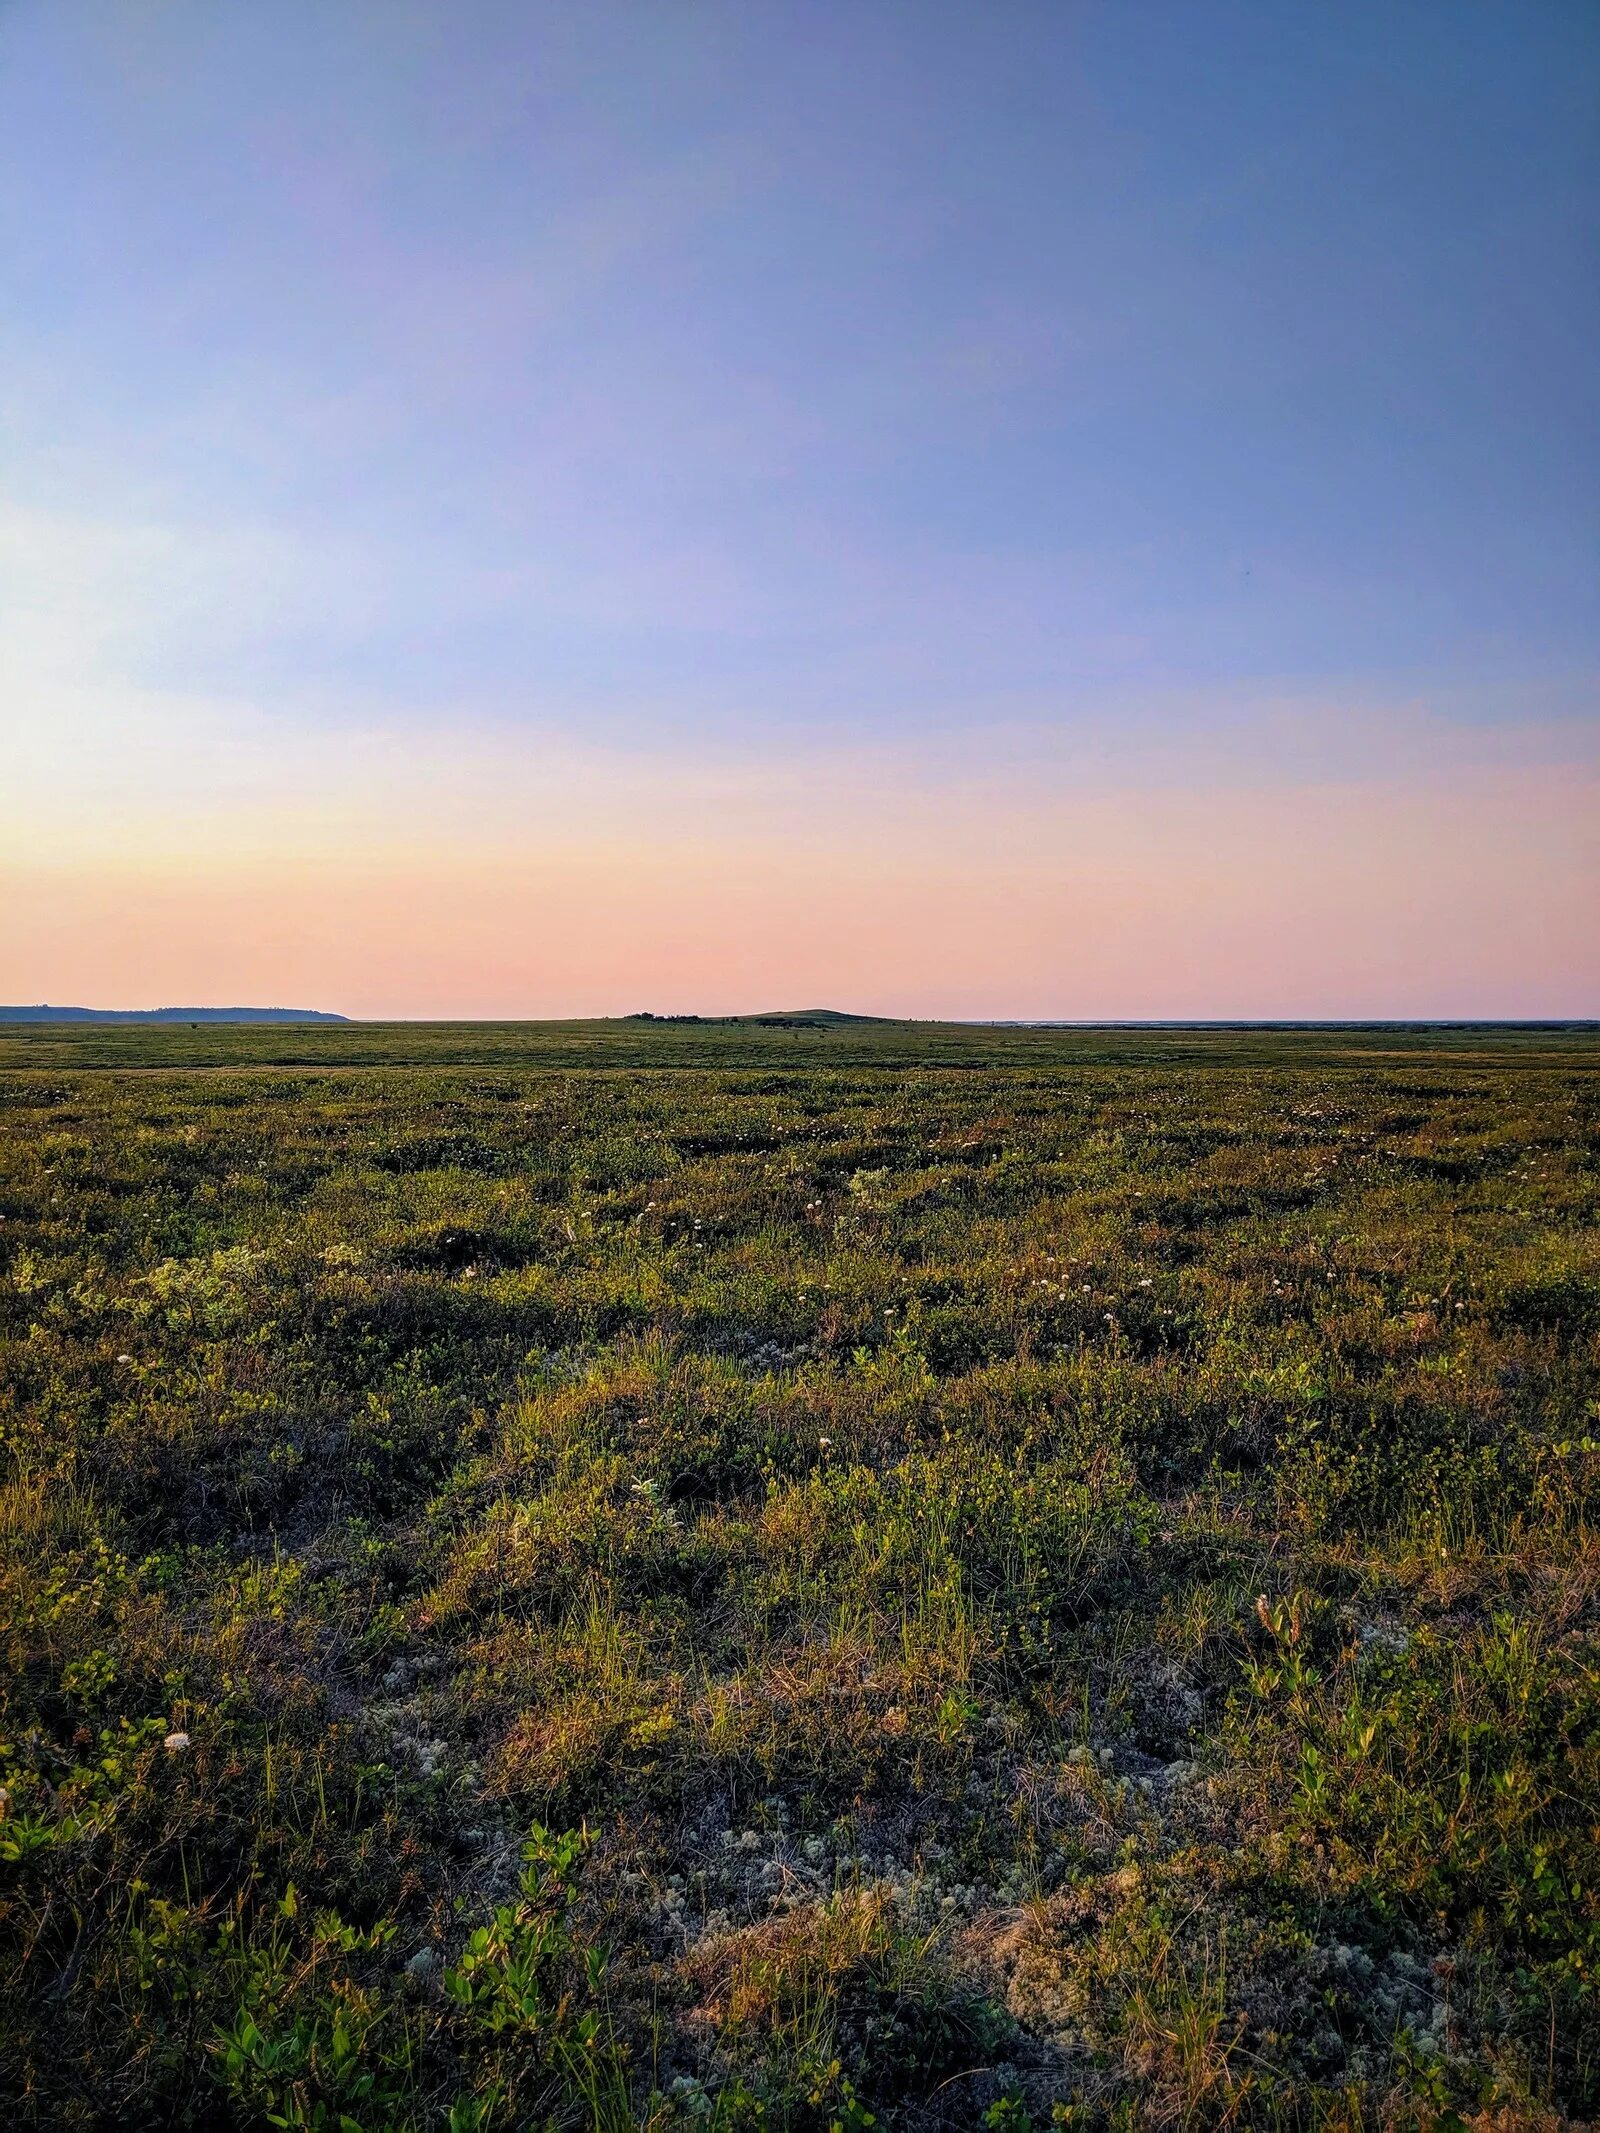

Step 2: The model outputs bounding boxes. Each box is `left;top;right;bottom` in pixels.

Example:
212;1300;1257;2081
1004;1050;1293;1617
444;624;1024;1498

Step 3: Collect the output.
3;0;1597;1017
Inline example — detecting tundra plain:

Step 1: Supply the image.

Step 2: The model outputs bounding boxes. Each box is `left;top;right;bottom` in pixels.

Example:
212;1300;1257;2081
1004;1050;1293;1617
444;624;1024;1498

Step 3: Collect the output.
1;1021;1596;2129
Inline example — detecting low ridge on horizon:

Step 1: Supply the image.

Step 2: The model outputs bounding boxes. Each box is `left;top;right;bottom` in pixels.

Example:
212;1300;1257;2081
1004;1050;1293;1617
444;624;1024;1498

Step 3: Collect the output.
0;1005;350;1024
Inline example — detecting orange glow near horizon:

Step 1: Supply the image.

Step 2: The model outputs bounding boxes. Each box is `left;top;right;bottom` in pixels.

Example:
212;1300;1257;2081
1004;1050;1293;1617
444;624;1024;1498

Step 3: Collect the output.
7;750;1596;1019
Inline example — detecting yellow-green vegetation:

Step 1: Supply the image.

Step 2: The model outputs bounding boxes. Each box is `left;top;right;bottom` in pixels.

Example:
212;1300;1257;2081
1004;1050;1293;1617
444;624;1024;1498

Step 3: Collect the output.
1;1022;1596;2130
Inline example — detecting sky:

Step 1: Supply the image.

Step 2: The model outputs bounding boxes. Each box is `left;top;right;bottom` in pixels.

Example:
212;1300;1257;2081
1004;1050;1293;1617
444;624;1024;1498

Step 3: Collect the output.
2;0;1597;1018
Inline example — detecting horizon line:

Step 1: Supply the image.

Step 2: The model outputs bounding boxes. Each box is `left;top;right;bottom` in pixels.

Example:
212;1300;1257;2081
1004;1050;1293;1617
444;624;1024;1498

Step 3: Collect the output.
4;1005;1598;1031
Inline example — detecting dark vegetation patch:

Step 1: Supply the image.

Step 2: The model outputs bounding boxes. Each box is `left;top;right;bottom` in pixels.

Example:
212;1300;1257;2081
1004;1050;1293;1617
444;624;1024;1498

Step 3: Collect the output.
0;1029;1597;2128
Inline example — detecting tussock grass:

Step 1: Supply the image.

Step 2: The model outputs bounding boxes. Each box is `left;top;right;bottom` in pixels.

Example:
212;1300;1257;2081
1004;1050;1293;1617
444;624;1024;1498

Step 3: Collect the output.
0;1023;1596;2126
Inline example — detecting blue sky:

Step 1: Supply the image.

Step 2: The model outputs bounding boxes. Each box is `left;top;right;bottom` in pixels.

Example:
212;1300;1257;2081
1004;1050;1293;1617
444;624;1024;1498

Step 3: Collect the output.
3;2;1596;1013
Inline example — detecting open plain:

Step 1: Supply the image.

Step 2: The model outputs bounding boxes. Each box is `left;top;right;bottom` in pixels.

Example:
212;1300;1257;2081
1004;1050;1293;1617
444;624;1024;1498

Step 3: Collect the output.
2;1021;1596;2128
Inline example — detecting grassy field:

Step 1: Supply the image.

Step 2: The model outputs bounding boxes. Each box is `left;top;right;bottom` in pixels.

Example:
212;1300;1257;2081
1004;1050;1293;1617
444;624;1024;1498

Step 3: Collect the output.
1;1022;1596;2129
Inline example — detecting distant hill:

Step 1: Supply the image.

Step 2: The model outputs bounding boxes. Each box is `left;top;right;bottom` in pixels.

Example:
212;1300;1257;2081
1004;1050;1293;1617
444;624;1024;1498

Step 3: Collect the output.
624;1007;886;1028
756;1008;885;1024
749;1008;887;1028
0;1005;349;1024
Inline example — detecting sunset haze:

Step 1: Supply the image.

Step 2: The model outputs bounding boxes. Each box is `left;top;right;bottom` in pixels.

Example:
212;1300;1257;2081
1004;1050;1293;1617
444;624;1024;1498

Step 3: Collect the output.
4;1;1596;1015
